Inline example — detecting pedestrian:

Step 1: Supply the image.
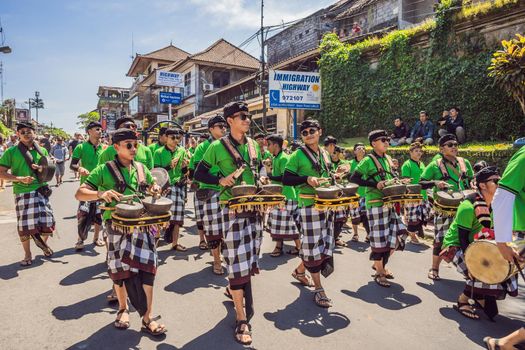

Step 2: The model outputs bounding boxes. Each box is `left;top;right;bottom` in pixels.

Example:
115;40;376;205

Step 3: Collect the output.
419;134;474;281
349;143;370;242
390;117;410;146
153;126;190;252
98;117;153;169
0;136;5;189
40;132;52;153
70;121;106;251
69;132;83;180
188;114;228;272
283;119;335;308
254;132;272;164
350;130;408;288
440;166;518;320
75;128;167;336
400;142;431;244
194;101;262;345
438;107;466;144
6;134;18;148
50;137;69;186
0;122;55;266
407;111;435;145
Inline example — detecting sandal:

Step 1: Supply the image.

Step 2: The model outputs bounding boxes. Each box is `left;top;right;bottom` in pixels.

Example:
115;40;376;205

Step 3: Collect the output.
270;246;283;257
93;238;105;247
454;301;479;320
172;244;187;252
199;240;208;250
374;274;391;288
351;234;359;242
20;258;32;266
75;240;84;251
313;288;332;308
106;291;118;303
483;336;501;350
213;263;224;275
372;266;394;279
292;268;313;287
234;320;252;345
428;268;441;281
141;317;167;336
114;309;130;329
335;239;346;247
287;247;300;255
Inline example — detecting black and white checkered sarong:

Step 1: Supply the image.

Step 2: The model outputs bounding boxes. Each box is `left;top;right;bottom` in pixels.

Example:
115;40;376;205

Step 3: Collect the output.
451;246;518;297
202;192;224;241
193;192;205;225
434;213;453;248
406;200;432;225
267;199;300;241
222;207;262;285
367;206;407;252
350;196;366;224
107;225;158;281
168;185;186;225
298;206;334;266
15;190;55;238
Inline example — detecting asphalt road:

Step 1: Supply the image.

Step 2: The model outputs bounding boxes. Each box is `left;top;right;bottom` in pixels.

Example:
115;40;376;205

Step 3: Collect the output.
0;175;523;350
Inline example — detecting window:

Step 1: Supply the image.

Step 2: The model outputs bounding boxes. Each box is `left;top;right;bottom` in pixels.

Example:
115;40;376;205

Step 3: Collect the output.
184;72;192;97
212;71;230;89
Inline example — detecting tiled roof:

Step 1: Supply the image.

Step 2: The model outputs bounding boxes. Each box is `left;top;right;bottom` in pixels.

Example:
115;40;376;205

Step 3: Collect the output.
141;44;190;61
335;0;380;19
188;39;260;69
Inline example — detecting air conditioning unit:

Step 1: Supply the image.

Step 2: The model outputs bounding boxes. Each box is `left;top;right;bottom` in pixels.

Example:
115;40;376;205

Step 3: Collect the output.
203;83;214;92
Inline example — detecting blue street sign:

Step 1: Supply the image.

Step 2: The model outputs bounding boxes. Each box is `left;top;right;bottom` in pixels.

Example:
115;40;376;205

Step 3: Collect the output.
159;91;182;105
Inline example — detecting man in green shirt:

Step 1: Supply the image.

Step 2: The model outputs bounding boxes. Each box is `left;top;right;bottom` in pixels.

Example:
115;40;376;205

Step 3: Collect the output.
254;132;272;163
148;126;167;154
98;117;154;169
188;114;227;274
400;142;430;245
440;166;518;320
70;121;106;250
420;134;474;281
75;128;166;335
265;134;302;261
348;142;370;242
194;101;262;345
153;126;189;252
0;122;55;266
349;130;408;288
283;119;334;308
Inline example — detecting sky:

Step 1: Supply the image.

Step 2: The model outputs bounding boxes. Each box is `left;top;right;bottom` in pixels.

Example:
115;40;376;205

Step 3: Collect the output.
0;0;334;133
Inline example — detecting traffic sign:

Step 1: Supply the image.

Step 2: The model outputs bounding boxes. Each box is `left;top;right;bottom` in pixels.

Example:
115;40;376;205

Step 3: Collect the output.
159;91;182;105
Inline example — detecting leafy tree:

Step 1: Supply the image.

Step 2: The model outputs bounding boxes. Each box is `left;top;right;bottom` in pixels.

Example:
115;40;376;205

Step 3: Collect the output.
488;34;525;116
77;111;100;129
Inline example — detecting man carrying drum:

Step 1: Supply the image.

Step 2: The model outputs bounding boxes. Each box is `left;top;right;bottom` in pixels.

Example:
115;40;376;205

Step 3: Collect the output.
194;101;262;345
188;114;228;272
419;134;474;281
283;119;335;308
349;130;408;288
75;128;166;336
440;166;518;321
153;126;190;252
348;142;370;243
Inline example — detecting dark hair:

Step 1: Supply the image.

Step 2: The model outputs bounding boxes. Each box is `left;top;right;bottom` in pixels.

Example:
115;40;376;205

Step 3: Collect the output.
200;133;209;139
450;106;460;113
323;135;337;146
473;160;488;173
253;133;266;140
266;134;283;148
409;142;423;152
419;111;428;117
394;117;402;121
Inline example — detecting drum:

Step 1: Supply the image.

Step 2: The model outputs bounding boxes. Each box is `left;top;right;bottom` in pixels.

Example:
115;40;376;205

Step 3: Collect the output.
36;156;56;183
383;193;423;207
314;195;360;212
227;194;285;214
465;240;525;284
110;212;171;235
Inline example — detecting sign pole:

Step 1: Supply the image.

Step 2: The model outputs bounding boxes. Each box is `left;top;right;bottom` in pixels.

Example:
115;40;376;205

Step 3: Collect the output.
168;103;172;120
293;109;298;140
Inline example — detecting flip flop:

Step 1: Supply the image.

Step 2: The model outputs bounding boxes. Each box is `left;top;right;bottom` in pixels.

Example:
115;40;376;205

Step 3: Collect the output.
198;240;208;250
172;244;187;252
20;258;32;267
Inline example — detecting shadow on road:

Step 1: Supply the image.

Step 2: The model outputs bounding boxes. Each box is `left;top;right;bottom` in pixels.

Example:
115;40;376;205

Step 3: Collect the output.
164;265;228;295
347;241;369;253
259;248;296;271
66;323;166;349
404;242;430;253
60;261;108;286
342;281;422;310
439;306;525;348
264;284;350;337
416;279;465;303
52;291;116;321
0;258;45;280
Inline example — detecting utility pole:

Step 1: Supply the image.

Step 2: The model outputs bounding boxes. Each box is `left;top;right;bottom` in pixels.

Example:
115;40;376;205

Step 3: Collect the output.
29;91;44;124
260;0;267;122
0;61;3;104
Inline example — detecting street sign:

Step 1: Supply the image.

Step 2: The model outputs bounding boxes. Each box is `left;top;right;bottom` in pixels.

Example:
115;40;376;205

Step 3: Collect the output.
157;115;169;123
159;91;182;105
268;70;321;110
15;108;30;122
156;70;184;87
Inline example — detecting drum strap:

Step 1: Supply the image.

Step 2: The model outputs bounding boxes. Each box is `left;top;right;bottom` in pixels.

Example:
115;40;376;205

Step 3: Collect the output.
367;153;394;180
299;145;331;175
106;160;148;194
220;134;259;179
17;141;46;181
437;157;469;188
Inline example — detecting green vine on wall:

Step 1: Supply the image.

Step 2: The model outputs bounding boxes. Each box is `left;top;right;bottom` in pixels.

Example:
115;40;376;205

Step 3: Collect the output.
319;0;524;141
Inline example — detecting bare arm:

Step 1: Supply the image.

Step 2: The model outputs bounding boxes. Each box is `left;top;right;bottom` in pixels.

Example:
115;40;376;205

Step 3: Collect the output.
75;183;122;203
0;165;34;184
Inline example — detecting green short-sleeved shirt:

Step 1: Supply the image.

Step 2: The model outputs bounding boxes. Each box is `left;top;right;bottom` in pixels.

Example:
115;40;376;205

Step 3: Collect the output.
421;157;473;197
153;146;187;185
85;162;154;221
285;148;331;207
442;199;482;248
148;142;162;154
0;146;49;194
401;158;428;200
72;141;105;184
498;145;525;231
272;151;296;201
98;144;154;170
349;158;366;197
189;138;220;191
201;137;261;201
431;153;443;162
354;153;395;209
188;147;196;155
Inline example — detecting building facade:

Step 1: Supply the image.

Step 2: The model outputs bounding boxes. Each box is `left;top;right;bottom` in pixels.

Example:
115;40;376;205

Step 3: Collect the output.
97;86;130;132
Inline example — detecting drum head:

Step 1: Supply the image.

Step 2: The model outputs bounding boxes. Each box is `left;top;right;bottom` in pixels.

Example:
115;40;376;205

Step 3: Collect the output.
151;168;169;190
37;156;56;183
465;240;511;284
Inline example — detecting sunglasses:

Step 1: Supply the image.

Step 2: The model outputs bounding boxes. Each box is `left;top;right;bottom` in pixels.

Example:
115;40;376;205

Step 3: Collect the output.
235;113;252;121
214;123;227;129
122;123;137;129
301;128;318;137
19;130;33;135
122;142;138;150
92;127;102;132
443;142;458;148
489;178;500;185
169;134;182;140
376;137;390;143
